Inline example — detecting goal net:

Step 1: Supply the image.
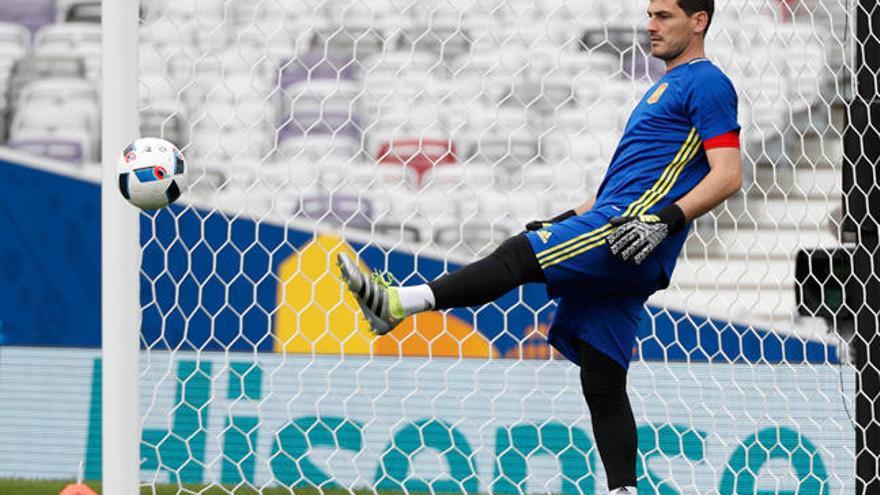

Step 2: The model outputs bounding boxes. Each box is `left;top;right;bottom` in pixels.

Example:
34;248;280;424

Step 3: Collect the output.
123;0;858;492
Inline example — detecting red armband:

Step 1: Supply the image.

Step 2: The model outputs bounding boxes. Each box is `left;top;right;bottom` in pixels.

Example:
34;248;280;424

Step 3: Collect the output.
703;130;740;150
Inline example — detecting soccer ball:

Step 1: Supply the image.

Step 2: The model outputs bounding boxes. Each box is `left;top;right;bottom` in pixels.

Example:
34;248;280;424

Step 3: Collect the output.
117;137;187;210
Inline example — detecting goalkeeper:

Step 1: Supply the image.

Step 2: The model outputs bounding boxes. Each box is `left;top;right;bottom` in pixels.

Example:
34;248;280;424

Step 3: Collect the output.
339;0;740;493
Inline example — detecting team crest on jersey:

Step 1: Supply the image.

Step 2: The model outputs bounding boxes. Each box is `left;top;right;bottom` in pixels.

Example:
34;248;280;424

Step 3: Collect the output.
647;82;669;104
537;230;552;244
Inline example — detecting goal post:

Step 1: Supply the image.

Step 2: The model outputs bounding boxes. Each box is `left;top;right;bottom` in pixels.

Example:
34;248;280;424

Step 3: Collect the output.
100;0;141;494
849;0;880;491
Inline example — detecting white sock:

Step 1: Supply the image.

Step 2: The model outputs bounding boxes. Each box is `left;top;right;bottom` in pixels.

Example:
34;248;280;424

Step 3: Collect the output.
609;486;637;495
396;284;435;317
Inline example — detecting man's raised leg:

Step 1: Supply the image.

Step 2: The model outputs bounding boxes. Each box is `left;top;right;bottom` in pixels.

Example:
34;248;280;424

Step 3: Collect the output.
337;234;543;335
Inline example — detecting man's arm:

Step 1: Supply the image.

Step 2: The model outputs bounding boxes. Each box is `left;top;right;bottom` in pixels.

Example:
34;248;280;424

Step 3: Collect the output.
674;147;742;221
574;195;596;215
525;195;596;231
607;146;742;265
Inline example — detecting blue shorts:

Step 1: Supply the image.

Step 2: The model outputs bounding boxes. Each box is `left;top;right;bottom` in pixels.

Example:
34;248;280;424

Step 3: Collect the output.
525;206;667;370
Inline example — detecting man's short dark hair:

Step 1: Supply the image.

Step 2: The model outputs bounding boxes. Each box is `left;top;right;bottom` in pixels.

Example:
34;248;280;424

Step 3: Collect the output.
676;0;714;35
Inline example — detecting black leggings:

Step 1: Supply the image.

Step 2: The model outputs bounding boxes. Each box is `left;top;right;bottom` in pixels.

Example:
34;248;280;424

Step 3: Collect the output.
427;234;637;490
428;234;544;309
579;340;638;490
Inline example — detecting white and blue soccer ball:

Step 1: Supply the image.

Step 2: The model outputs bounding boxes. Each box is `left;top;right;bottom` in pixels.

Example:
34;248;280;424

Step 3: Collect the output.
117;137;188;210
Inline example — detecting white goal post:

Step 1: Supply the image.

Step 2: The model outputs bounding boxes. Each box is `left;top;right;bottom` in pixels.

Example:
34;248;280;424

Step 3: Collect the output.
100;0;141;494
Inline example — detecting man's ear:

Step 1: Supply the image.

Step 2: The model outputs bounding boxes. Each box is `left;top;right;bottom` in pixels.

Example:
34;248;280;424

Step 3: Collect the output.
692;11;709;36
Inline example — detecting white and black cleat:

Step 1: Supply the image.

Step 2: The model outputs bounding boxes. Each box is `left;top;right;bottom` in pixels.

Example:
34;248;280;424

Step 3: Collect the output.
336;252;402;336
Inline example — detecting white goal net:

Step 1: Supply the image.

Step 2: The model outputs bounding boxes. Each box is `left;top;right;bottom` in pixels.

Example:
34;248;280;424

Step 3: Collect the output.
110;0;863;492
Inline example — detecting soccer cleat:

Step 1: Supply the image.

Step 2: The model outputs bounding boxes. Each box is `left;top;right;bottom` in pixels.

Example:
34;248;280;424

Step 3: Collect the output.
336;252;404;335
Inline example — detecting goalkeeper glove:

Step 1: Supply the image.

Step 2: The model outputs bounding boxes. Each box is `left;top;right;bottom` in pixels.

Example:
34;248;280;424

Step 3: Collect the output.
607;204;686;265
525;209;576;231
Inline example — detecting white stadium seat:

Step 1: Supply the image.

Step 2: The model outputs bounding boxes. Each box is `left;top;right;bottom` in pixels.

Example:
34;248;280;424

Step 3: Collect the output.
15;77;97;108
34;22;100;49
11;100;97;136
0;21;30;50
421;163;497;192
189;121;273;162
33;43;101;82
277;133;361;162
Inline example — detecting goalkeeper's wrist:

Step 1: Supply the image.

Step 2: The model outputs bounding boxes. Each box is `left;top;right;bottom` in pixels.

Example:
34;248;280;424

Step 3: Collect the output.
551;210;577;223
658;204;686;234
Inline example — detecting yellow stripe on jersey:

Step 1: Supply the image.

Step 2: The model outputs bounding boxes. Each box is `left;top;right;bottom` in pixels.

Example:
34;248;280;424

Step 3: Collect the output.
632;133;702;216
622;128;700;218
537;224;613;268
541;236;610;270
535;223;613;262
535;129;702;270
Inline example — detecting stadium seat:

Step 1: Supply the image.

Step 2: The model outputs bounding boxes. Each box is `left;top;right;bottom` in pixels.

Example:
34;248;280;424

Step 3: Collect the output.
282;79;360;121
140;102;188;148
15;78;98;109
151;8;228;50
400;2;470;60
59;0;102;23
189;121;273;162
278;134;360;163
280;52;357;92
421;163;497;192
139;18;200;61
315;0;397;60
7;54;87;109
0;22;30;51
339;162;413;191
285;78;361;109
359;72;433;122
376;135;458;187
277;113;362;161
11;98;98;136
0;43;26;93
450;51;524;103
361;50;443;79
195;46;279;87
415;188;477;226
466;107;538;170
32;25;102;81
0;0;55;34
367;185;426;241
297;190;374;228
580;24;650;66
7;127;93;163
433;220;514;254
37;44;101;83
188;76;279;130
139;74;183;110
34;22;100;50
516;47;577;109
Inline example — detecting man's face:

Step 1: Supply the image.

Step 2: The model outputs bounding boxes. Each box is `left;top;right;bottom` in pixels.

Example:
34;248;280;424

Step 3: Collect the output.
646;0;703;61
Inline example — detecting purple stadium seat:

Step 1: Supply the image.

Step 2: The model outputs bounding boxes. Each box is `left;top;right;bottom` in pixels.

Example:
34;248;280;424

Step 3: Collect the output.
0;0;55;34
277;113;361;161
280;52;355;87
297;191;373;228
283;111;360;140
7;134;87;163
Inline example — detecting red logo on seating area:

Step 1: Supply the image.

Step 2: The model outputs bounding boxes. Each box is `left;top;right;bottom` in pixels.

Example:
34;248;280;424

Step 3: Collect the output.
376;138;457;186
